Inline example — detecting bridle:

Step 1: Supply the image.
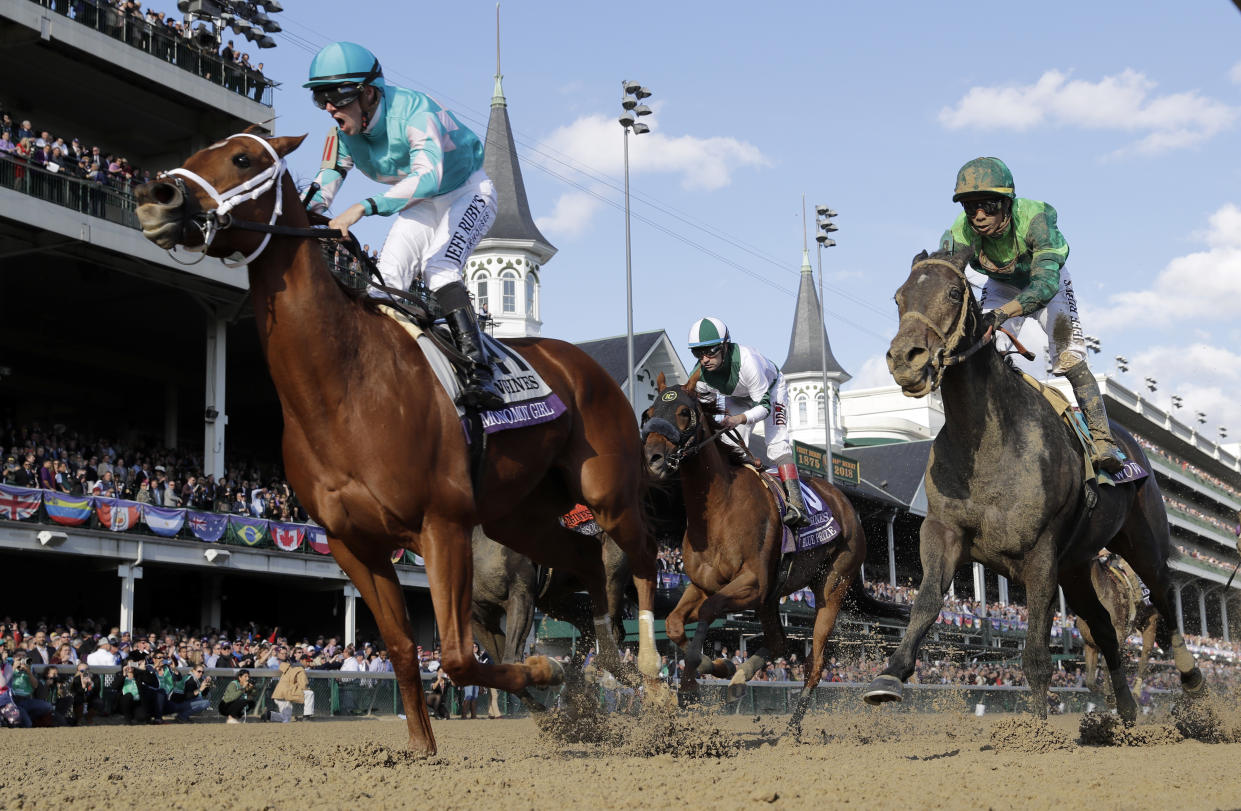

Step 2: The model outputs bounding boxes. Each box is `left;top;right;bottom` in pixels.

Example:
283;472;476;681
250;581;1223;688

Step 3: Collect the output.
897;257;992;392
160;133;290;268
640;387;727;472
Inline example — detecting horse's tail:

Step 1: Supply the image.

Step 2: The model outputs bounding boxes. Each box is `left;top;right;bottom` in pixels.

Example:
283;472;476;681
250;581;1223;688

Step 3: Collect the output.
843;576;910;622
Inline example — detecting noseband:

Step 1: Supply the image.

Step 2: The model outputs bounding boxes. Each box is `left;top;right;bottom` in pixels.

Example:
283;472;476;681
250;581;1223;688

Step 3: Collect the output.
640;388;728;472
161;133;287;268
898;258;992;391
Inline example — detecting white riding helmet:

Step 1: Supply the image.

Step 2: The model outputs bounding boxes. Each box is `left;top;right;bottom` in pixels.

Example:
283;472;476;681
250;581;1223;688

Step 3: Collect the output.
688;316;730;348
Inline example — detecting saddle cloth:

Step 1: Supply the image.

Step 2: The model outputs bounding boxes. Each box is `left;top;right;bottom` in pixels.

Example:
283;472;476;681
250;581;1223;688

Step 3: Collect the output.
379;305;566;435
751;467;842;555
1018;372;1149;487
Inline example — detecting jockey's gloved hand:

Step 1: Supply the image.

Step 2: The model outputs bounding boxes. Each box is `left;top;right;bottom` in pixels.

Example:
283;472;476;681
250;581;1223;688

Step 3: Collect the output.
979;310;1007;337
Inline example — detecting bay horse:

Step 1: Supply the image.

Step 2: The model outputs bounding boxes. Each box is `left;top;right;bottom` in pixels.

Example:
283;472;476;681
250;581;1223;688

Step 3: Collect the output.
866;247;1204;723
642;371;905;734
1075;554;1157;705
471;525;630;714
133;133;659;755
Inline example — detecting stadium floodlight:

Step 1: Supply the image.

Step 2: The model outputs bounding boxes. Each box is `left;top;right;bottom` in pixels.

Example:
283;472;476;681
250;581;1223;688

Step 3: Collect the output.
255;34;276;48
618;80;654;413
816;205;838;218
1171;395;1183;409
815;203;839;483
632;122;650;134
259;17;281;32
260;0;283;9
1196;411;1207;425
1145;377;1157;393
230;18;252;34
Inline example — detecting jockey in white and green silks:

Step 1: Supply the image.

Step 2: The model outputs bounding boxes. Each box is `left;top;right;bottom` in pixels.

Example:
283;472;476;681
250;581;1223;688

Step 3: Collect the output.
939;156;1124;473
303;41;502;411
688;316;809;527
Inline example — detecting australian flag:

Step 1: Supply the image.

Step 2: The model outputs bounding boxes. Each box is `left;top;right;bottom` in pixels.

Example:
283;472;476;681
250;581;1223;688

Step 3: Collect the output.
187;510;228;543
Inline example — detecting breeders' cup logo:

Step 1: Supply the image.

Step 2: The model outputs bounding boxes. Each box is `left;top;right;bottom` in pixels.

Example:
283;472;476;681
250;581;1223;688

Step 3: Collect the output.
661;390;678;402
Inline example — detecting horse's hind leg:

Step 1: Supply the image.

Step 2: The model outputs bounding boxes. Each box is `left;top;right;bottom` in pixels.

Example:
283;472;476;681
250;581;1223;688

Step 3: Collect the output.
665;583;709;690
327;534;437;755
1061;565;1136;724
865;517;966;705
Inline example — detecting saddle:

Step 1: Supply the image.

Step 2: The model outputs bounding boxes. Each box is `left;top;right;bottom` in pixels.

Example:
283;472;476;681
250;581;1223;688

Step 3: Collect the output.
748;466;842;555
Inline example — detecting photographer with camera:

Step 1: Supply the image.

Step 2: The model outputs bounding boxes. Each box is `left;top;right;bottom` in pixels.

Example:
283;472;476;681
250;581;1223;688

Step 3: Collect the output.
35;664;72;725
71;662;102;725
8;656;53;726
218;669;259;724
169;664;212;723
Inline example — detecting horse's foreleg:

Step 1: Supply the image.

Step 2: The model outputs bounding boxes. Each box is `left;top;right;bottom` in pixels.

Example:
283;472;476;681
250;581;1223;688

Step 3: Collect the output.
1062;567;1134;723
423;521;564;695
788;566;851;737
1082;643;1099;695
864;517;965;705
1021;548;1061;721
1136;613;1156;692
327;535;436;755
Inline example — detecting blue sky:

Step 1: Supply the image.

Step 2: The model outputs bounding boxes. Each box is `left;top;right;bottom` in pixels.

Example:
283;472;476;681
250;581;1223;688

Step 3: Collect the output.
245;1;1241;444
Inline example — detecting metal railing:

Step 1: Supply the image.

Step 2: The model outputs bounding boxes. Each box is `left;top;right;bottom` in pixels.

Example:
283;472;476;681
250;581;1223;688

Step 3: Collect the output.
26;0;277;106
0;152;138;228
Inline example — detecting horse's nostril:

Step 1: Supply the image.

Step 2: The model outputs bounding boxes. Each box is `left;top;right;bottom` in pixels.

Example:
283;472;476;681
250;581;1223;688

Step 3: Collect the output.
905;347;928;367
150;181;181;207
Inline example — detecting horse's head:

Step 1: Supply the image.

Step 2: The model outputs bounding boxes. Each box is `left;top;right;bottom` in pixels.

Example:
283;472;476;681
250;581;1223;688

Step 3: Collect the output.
886;246;983;397
135;132;306;264
641;369;709;480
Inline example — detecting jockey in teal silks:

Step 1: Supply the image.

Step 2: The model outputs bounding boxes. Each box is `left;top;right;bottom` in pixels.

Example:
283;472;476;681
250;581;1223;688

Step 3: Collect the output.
688;317;809;527
940;157;1124;473
304;41;503;411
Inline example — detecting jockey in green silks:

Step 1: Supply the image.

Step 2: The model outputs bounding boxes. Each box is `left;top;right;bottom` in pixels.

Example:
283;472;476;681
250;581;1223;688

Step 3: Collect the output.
940;157;1124;473
689;316;809;527
304;41;502;411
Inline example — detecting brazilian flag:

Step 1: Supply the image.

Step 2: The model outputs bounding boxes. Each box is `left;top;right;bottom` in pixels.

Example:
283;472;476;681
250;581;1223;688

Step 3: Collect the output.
227;515;269;546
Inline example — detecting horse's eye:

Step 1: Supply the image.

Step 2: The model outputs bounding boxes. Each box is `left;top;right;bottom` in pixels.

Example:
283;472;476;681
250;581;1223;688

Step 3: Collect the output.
948;287;963;302
233;154;251;169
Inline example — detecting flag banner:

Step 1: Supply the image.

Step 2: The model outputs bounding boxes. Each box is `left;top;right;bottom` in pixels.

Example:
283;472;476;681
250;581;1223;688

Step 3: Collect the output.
228;515;269;546
143;504;186;537
305;525;331;554
43;491;93;526
272;523;305;552
0;484;42;520
187;511;228;543
391;548;405;564
95;497;141;532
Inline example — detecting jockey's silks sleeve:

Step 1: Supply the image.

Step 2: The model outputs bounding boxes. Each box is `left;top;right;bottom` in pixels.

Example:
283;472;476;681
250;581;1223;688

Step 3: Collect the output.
307;84;484;218
307;129;352;214
695;344;779;426
940;197;1070;316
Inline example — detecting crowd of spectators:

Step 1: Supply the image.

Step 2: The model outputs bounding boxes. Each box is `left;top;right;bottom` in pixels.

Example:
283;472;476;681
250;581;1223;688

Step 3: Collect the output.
0;420;308;522
656;544;684;573
30;0;272;103
1162;493;1240;537
0;615;394;727
1132;431;1241;502
1175;544;1236;576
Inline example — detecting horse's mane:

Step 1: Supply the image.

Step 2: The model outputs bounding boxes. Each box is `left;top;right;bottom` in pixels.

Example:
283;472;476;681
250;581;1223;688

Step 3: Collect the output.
693;388;757;468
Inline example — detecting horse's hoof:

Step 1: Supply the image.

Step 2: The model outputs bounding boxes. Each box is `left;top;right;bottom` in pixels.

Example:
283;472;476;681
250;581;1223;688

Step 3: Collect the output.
713;659;737;680
525;655;564;686
862;675;904;706
1181;667;1207;695
638;650;660;679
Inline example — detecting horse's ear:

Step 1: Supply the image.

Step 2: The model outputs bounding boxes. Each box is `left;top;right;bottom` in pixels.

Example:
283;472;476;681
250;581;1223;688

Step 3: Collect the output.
950;245;974;269
685;367;701;390
268;134;307;158
911;249;929;266
656;372;667;391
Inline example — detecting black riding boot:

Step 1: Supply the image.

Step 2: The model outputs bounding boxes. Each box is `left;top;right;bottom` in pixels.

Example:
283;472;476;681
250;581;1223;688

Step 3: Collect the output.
777;461;811;528
435;282;505;412
1064;360;1124;474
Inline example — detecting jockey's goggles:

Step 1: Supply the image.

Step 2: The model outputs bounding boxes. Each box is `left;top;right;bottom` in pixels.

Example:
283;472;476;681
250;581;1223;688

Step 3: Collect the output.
312;83;364;109
960;197;1005;216
691;343;726;359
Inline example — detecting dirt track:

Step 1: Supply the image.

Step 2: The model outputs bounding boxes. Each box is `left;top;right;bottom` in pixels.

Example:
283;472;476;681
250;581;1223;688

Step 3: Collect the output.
4;695;1241;810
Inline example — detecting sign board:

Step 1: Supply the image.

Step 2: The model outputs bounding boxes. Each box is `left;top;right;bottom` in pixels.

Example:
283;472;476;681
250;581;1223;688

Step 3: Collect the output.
793;440;860;486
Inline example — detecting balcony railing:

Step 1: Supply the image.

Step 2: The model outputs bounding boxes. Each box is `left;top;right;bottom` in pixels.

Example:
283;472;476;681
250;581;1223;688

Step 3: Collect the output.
26;0;277;106
0;151;138;228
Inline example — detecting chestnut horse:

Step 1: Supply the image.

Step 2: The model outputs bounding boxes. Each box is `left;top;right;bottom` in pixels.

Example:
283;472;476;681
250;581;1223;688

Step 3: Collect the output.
1075;555;1158;705
134;133;658;754
867;247;1204;723
642;371;903;735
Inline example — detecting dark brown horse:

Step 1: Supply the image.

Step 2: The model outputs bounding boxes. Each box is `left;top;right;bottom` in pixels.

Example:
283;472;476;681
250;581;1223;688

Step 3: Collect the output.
471;525;630;713
134;133;659;754
1075;554;1158;705
642;371;902;734
866;247;1204;723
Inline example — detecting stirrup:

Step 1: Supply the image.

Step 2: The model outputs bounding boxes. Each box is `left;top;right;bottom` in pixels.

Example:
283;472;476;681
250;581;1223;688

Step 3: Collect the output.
455;369;504;411
1094;445;1125;474
782;505;810;528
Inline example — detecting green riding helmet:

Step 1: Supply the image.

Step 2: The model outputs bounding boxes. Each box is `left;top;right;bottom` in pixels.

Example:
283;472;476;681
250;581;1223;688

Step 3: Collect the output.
952;157;1015;202
688;316;730;348
303;41;386;89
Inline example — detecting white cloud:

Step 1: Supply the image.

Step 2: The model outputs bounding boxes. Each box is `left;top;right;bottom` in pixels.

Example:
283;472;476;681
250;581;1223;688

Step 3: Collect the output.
534;189;605;239
1125;343;1241;435
1231;61;1241;85
530;112;769;239
848;354;895;390
939;69;1238;155
1089;204;1241;330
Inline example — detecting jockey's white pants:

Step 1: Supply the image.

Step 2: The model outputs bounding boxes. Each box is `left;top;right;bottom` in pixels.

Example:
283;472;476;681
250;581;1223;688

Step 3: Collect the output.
374;170;497;294
719;373;792;463
980;268;1087;375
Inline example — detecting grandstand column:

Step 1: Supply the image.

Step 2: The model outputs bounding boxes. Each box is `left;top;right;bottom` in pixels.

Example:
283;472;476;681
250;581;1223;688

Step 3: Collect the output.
1173;581;1185;635
972;563;986;603
117;564;143;634
1059;587;1069;654
997;575;1009;605
203;316;228;479
343;584;360;647
886;511;897;587
1221;594;1230;644
1197;587;1209;637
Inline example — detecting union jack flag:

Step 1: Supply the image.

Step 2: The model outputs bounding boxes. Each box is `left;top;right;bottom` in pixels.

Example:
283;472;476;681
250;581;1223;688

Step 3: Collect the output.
0;484;42;520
